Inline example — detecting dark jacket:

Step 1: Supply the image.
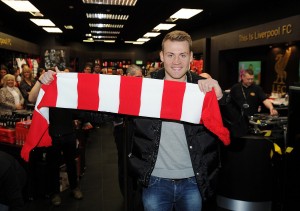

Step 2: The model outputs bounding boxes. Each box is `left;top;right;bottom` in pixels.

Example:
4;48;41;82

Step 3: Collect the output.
127;69;222;201
0;151;26;211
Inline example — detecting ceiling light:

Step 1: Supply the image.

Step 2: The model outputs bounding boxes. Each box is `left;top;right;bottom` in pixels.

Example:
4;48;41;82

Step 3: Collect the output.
43;27;63;33
64;25;74;29
125;41;135;43
170;8;203;19
30;12;44;17
85;33;92;37
83;39;94;42
82;0;137;6
89;23;124;28
87;13;129;20
137;38;150;42
92;35;117;39
104;40;115;43
1;0;39;12
153;23;176;31
143;32;160;37
133;42;144;45
91;30;120;34
30;19;55;26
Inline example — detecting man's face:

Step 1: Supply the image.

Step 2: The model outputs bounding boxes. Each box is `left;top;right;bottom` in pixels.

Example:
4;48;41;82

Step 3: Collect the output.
160;40;193;82
84;66;92;73
241;73;254;87
94;65;101;73
0;69;7;77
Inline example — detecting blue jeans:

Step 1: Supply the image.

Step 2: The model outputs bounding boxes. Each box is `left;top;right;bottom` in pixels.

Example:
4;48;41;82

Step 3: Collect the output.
142;176;202;211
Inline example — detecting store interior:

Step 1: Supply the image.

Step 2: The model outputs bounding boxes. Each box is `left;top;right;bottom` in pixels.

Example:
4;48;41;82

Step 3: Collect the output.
0;0;300;211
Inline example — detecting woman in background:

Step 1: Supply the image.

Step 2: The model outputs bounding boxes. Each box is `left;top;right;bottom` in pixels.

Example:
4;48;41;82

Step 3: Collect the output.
0;65;8;88
0;74;24;115
19;66;36;108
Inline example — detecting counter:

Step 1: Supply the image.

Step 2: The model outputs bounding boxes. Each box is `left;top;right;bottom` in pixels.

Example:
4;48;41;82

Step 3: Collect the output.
217;135;277;211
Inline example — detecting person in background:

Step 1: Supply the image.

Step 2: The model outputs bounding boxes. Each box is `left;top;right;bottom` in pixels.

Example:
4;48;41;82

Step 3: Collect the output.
65;65;92;176
63;67;73;72
82;64;92;73
145;66;158;78
0;74;24;115
112;68;118;75
10;67;22;87
126;64;143;77
113;64;143;196
0;65;8;88
0;150;27;211
93;64;102;74
28;71;84;206
19;66;36;108
230;68;278;117
20;64;29;74
127;30;224;211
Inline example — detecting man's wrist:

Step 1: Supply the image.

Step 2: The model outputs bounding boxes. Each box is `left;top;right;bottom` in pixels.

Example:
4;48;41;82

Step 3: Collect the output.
37;78;43;84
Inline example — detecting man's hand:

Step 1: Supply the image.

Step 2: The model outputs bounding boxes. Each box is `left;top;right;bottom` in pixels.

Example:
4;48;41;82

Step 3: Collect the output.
39;67;60;85
198;78;223;100
270;108;278;116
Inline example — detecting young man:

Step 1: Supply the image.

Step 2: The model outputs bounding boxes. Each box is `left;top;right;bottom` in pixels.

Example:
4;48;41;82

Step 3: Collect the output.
127;30;224;211
230;68;278;117
28;31;225;210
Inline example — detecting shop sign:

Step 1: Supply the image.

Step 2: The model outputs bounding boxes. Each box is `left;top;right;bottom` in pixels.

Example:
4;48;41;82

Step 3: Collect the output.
239;24;292;42
0;37;12;46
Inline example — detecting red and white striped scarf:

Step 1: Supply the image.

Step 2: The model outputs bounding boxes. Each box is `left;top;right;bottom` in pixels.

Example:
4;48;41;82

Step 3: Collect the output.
21;73;230;161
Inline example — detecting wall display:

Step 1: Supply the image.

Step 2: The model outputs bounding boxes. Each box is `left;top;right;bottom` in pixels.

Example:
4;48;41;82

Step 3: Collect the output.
238;61;261;85
44;49;66;70
190;59;203;75
98;59;131;74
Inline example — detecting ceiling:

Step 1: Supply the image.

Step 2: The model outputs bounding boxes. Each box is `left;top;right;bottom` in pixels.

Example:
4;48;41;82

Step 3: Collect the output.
0;0;300;51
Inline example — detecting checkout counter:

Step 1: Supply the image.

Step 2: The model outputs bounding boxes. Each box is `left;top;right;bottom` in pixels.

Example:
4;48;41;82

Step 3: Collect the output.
217;113;287;211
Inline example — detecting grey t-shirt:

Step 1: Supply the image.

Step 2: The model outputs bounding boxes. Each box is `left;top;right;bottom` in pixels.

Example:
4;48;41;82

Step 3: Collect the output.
151;121;194;179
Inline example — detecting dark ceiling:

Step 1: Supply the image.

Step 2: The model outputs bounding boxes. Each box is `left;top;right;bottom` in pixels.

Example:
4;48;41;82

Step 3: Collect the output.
0;0;300;51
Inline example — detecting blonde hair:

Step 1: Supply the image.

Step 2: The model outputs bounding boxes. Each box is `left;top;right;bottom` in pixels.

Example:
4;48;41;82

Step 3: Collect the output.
161;30;192;51
21;66;34;80
2;74;15;87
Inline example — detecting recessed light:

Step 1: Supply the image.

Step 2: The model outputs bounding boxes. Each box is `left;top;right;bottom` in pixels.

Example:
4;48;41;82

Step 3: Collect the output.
30;19;55;26
143;32;161;37
43;27;63;33
153;23;176;31
170;8;203;19
1;0;39;12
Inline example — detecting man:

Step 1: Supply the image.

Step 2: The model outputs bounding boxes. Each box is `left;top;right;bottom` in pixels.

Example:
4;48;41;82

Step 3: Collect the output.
127;30;224;211
29;31;225;210
93;64;102;74
82;64;92;73
113;64;143;196
230;68;278;117
126;64;143;77
28;70;83;206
